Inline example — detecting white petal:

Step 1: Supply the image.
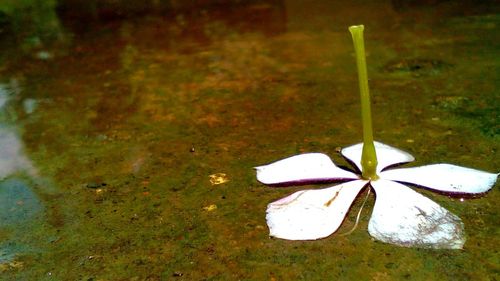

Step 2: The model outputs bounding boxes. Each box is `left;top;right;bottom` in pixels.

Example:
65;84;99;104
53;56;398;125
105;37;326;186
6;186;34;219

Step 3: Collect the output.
380;164;498;194
255;153;358;185
369;180;465;249
341;142;414;173
266;180;367;240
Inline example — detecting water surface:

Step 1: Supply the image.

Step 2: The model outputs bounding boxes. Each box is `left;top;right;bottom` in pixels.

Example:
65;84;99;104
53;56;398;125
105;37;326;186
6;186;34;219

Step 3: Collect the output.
0;1;498;280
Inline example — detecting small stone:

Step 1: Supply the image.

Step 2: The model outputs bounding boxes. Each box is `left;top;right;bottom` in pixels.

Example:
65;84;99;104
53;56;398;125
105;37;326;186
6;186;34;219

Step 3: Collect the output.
385;262;396;269
86;182;107;189
203;204;217;212
209;173;229;185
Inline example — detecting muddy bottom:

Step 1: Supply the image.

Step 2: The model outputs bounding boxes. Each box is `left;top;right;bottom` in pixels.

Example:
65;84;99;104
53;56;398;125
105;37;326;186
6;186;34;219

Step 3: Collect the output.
0;1;498;280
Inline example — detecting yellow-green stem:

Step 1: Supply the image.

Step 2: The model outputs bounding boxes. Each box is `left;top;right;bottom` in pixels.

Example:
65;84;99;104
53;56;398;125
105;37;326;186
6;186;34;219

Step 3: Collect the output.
349;25;378;180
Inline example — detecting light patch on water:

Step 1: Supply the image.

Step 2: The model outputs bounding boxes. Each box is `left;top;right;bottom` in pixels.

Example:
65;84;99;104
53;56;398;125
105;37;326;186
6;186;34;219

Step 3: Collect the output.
0;243;23;264
22;98;37;114
0;80;21;110
0;240;36;267
0;179;43;227
0;80;38;179
0;127;37;180
0;83;8;109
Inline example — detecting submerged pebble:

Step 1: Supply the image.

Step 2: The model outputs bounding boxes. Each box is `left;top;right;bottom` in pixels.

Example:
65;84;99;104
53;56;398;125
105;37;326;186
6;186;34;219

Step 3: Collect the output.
209;173;229;185
86;182;107;189
383;58;451;76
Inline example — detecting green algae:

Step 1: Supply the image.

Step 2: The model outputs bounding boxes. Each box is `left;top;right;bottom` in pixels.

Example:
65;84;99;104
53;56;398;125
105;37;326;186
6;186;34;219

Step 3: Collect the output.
0;1;498;280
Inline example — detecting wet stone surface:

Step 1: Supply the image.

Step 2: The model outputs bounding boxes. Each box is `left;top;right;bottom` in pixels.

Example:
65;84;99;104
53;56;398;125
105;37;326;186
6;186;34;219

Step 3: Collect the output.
0;0;498;280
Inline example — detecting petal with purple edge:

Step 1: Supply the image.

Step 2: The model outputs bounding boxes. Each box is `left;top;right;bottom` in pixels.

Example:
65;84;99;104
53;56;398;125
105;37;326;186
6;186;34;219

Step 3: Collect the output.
255;153;358;185
266;180;368;240
369;179;465;249
380;164;498;194
341;142;415;173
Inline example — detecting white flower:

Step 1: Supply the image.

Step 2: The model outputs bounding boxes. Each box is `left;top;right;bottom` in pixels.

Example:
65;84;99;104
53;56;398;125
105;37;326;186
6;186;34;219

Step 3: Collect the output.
255;141;498;249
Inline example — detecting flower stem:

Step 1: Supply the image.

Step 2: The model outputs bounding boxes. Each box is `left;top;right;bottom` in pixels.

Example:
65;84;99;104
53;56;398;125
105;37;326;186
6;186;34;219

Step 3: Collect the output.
349;25;378;180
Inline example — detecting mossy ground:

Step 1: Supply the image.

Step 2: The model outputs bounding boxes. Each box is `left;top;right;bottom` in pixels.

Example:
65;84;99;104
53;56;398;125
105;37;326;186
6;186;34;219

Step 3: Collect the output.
0;1;498;280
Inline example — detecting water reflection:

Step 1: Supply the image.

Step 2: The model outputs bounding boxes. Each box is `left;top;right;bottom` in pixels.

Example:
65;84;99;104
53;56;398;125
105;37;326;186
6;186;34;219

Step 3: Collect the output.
0;80;37;179
58;1;286;36
0;79;43;267
0;126;37;179
0;179;43;227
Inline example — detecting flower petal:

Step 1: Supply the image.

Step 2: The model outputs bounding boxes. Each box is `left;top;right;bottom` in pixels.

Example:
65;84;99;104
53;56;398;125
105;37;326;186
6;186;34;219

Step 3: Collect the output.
341;142;415;173
255;153;358;185
369;180;465;249
266;180;367;240
380;164;498;194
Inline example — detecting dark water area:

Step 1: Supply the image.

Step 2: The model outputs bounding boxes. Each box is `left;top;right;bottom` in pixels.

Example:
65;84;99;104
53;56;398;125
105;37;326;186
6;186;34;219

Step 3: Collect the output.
0;0;499;280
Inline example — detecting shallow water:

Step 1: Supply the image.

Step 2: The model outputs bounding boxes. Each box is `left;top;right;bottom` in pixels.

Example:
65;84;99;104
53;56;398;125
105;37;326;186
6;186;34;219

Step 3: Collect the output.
0;1;499;280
